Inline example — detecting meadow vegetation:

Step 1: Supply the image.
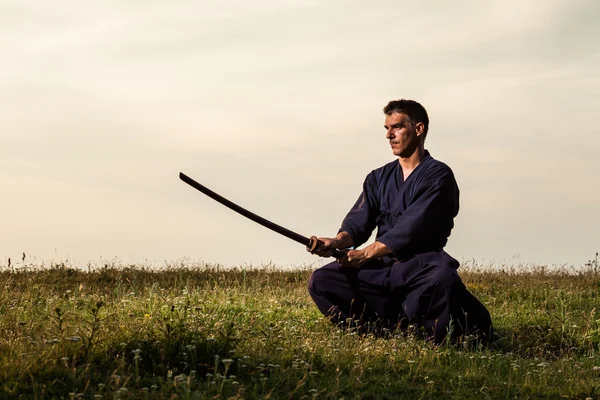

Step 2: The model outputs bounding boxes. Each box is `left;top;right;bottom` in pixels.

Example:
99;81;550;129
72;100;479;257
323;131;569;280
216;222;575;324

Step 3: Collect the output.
0;261;599;399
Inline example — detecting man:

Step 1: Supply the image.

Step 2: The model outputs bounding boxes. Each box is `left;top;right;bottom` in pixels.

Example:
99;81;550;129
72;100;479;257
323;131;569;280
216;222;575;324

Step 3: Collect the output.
307;99;493;344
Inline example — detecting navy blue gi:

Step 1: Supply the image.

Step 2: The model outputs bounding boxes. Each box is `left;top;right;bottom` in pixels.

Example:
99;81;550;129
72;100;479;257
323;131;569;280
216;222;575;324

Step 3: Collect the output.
308;151;493;343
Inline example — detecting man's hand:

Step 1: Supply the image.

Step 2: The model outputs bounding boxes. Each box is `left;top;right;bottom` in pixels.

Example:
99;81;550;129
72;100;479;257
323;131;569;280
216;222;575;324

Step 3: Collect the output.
337;241;393;269
337;249;369;269
307;236;339;257
307;231;354;258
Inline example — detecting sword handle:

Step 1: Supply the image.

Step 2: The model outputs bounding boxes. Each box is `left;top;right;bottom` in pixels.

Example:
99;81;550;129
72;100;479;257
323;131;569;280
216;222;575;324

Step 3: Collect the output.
332;248;348;259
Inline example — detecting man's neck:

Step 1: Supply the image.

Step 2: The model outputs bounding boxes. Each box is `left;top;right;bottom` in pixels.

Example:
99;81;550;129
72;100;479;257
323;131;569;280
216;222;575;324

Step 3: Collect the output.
398;146;425;180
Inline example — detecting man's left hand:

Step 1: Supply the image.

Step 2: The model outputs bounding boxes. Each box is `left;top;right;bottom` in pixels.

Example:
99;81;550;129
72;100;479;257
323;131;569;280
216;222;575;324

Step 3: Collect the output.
337;249;369;269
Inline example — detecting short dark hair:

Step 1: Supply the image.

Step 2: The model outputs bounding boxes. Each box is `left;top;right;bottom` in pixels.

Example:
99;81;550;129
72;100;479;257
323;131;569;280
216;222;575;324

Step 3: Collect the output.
383;99;429;139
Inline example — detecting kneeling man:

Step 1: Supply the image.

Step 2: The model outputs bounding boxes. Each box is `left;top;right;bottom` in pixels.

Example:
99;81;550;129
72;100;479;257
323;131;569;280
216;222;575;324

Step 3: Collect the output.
308;99;493;344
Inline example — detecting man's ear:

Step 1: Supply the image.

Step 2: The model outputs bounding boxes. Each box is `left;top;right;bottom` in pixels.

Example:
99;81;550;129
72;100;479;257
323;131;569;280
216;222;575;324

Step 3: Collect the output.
415;122;425;136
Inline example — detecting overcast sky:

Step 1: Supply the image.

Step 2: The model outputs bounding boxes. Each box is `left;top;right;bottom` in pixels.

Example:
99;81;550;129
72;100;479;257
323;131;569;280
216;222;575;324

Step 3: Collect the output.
1;0;599;269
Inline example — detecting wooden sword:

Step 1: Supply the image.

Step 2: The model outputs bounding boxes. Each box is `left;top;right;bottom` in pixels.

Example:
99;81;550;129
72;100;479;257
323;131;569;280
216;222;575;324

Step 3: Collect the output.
179;172;346;258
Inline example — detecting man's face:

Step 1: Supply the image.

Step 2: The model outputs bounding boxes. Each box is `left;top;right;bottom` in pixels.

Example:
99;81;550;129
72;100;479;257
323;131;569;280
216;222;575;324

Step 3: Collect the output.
384;112;423;157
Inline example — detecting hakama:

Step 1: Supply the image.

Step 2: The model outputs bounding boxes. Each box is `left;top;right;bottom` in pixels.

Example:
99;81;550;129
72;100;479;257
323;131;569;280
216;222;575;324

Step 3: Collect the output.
308;151;493;343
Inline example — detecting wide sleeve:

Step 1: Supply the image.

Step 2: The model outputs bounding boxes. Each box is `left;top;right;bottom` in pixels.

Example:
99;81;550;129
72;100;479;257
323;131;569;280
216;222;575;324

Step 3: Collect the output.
338;172;380;248
376;172;459;254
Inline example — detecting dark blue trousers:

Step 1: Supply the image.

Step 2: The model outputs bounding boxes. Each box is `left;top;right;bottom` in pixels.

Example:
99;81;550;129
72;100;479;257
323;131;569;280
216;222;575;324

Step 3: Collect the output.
308;251;493;343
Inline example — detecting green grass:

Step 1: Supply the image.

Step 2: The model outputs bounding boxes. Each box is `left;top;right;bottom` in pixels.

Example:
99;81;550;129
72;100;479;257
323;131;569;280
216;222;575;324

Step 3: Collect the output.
0;262;599;399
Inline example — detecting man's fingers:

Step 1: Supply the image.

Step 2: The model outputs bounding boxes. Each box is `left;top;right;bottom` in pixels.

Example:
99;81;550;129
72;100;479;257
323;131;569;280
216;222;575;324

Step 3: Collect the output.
307;235;339;257
337;251;364;269
314;247;334;257
306;236;320;253
336;254;348;266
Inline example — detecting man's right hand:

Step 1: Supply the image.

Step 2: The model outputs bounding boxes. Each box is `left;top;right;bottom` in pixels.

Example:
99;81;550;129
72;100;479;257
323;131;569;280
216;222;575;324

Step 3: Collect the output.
306;231;354;258
306;236;340;257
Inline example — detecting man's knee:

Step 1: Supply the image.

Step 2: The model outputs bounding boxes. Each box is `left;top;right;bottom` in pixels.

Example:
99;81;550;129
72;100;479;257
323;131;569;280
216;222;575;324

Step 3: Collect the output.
308;262;340;295
428;265;461;290
307;269;321;295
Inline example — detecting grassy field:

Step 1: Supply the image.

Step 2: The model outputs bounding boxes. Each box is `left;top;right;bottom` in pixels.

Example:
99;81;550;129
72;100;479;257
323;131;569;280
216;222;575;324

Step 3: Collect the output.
0;262;599;399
